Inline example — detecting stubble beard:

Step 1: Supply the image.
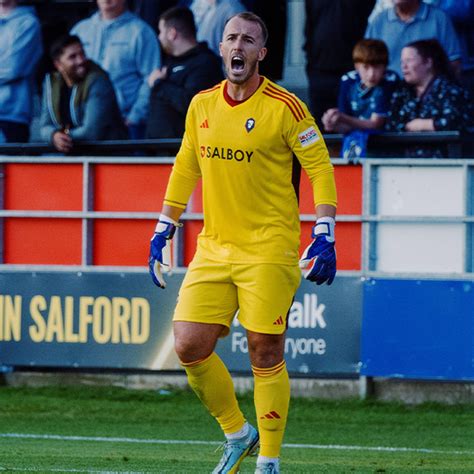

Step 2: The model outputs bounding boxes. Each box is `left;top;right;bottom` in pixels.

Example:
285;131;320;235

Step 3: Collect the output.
226;59;258;86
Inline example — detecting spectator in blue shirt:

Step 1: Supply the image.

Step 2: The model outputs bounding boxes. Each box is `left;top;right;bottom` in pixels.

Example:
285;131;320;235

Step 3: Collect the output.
0;0;42;143
189;0;245;55
71;0;161;139
425;0;474;94
322;39;398;134
366;0;462;77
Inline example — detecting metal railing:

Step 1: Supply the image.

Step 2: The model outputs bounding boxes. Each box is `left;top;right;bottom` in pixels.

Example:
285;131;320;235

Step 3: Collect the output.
1;133;473;275
0;131;468;157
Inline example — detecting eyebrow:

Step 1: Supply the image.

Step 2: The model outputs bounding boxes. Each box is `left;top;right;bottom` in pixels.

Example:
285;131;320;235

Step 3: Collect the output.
226;32;256;41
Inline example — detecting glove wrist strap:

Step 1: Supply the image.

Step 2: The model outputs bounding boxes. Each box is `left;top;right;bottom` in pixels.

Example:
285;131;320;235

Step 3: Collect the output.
313;216;335;242
155;214;183;234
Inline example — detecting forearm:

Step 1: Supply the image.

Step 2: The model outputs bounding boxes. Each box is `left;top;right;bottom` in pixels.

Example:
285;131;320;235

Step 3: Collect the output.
69;84;117;140
316;204;336;219
39;102;58;144
161;204;185;222
127;81;151;124
341;113;385;131
405;118;435;132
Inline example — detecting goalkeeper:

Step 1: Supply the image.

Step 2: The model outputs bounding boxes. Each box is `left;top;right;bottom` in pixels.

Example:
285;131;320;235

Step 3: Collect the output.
149;11;337;474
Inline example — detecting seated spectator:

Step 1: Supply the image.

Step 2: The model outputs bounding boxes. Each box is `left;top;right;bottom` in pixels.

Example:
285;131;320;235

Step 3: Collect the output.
366;0;462;77
39;35;127;153
322;39;398;134
71;0;161;139
385;39;474;157
0;0;42;143
322;39;398;160
146;6;223;138
189;0;245;55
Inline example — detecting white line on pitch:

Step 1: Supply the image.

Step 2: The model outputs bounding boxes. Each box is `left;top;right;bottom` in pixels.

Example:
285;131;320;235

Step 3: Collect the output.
0;433;473;456
0;468;147;474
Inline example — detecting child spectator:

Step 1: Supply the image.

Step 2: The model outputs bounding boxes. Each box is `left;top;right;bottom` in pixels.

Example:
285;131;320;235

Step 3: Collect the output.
322;39;398;158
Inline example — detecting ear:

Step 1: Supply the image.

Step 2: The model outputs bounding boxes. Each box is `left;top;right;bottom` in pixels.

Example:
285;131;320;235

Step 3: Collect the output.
53;59;63;73
169;26;178;41
219;42;223;58
257;47;267;62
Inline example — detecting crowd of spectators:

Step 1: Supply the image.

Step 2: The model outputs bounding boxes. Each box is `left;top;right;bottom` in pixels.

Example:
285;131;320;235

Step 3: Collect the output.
313;0;474;158
1;0;474;158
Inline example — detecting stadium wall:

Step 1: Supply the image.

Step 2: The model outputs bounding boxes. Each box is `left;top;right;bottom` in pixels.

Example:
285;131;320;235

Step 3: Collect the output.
0;156;473;403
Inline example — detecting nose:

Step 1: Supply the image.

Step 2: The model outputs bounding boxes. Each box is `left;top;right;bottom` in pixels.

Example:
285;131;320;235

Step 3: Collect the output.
75;55;86;66
233;36;245;49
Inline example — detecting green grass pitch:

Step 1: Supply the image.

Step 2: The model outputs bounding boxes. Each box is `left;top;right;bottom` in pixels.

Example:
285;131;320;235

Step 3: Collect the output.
0;384;473;473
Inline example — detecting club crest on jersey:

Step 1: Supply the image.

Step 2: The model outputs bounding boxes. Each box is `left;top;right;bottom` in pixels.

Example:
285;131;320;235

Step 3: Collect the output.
245;118;255;133
298;126;320;147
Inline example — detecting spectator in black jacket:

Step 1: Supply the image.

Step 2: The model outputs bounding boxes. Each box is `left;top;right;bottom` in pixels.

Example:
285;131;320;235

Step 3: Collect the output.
304;0;376;128
146;6;223;138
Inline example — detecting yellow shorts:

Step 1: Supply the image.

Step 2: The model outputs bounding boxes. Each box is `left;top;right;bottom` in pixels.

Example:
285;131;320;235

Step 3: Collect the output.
173;253;301;335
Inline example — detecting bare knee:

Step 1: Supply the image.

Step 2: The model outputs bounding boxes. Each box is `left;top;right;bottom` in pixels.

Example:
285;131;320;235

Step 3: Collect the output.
247;330;285;368
173;321;223;363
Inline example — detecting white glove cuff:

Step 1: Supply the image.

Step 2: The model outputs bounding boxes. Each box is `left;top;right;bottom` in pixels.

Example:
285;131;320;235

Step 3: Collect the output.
155;213;179;232
314;216;335;242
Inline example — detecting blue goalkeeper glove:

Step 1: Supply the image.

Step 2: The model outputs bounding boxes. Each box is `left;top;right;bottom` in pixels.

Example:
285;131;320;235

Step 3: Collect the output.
148;215;180;289
299;217;336;286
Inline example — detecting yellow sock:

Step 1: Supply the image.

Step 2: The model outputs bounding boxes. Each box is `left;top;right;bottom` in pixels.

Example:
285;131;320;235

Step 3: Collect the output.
252;360;290;457
181;352;246;434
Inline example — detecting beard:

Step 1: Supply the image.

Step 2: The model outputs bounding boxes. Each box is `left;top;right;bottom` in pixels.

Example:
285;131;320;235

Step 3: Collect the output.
225;58;258;85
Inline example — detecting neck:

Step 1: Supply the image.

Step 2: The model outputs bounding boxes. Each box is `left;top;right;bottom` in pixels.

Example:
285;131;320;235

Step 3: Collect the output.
226;73;261;101
61;74;75;88
415;73;434;97
101;7;126;21
396;1;420;21
173;39;198;57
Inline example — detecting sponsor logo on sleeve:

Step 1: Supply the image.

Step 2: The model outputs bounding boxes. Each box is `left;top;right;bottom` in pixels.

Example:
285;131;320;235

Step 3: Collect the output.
298;126;320;147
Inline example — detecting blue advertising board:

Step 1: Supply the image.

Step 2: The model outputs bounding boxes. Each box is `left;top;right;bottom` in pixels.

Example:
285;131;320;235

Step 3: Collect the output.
0;271;362;376
361;278;474;381
216;277;362;375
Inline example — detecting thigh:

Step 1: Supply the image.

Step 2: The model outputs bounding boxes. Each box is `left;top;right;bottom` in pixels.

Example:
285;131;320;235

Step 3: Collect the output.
173;255;239;336
234;263;301;335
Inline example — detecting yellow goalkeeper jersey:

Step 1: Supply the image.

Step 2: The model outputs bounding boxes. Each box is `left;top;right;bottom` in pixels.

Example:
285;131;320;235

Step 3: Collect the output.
164;76;337;265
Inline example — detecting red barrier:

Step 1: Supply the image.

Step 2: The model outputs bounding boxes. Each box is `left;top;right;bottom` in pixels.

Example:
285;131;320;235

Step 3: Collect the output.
3;162;362;269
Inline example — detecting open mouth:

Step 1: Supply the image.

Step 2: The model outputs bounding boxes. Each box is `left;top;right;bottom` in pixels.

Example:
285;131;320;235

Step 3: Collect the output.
231;55;245;73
